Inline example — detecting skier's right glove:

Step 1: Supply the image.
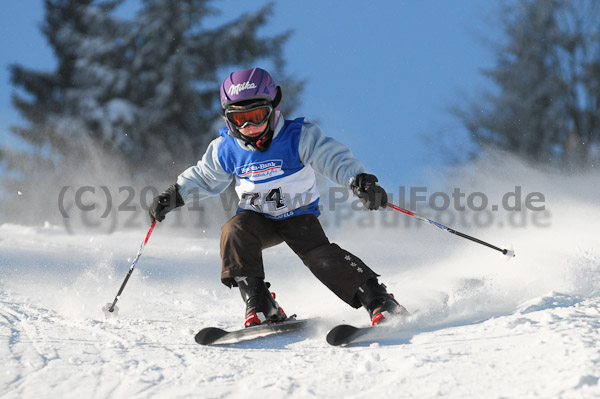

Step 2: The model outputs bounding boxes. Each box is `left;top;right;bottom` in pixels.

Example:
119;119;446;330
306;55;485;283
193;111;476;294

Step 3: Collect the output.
351;173;388;210
149;184;184;223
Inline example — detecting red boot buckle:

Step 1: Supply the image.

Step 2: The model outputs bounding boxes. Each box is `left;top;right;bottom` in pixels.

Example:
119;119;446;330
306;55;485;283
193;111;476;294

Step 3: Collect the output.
372;312;387;326
244;313;262;328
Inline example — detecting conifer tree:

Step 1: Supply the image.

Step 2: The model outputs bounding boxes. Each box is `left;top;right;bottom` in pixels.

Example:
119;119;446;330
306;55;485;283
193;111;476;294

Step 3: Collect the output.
3;0;300;225
457;0;600;169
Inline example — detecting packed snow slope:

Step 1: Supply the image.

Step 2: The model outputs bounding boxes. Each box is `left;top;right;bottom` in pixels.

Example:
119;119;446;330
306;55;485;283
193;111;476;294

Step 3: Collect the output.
1;156;600;399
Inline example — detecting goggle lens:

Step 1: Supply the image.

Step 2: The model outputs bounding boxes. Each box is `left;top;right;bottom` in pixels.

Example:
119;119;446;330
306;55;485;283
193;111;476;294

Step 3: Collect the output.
226;106;271;128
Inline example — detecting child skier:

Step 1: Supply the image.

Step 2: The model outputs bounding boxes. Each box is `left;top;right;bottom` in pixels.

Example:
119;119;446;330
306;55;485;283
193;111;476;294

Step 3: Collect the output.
149;67;408;327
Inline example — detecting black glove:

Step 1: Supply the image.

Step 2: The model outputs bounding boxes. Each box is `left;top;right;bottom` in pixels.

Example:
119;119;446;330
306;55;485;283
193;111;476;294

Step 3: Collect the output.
351;173;388;210
149;184;185;222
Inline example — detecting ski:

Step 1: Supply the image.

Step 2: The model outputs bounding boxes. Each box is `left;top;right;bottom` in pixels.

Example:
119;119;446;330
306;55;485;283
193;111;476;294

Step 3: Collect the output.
326;323;395;346
194;316;309;345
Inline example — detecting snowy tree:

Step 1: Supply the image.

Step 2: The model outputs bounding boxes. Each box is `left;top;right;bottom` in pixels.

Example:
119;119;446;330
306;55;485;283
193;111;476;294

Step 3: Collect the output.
456;0;600;169
2;0;301;225
7;0;131;176
5;0;299;180
2;0;135;225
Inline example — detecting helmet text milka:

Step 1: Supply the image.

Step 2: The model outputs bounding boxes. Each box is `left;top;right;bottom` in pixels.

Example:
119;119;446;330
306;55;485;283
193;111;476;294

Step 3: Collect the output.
228;81;257;96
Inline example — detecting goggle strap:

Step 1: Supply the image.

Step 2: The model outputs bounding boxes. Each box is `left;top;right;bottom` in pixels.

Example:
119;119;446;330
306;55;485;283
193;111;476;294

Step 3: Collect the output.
272;86;282;108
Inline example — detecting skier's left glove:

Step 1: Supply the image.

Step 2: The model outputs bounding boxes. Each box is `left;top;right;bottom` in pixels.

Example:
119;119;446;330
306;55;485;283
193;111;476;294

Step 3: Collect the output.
351;173;388;210
149;184;184;223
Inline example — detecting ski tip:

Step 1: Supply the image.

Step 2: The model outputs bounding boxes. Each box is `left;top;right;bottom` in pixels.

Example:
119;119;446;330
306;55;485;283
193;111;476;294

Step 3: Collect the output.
326;324;359;346
195;327;228;345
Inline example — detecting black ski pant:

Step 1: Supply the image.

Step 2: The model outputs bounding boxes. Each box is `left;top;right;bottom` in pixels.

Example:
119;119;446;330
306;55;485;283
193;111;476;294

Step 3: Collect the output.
220;210;379;308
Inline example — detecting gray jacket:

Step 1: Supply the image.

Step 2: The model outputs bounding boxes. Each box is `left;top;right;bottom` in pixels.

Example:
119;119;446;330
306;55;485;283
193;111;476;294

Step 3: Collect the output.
176;115;366;203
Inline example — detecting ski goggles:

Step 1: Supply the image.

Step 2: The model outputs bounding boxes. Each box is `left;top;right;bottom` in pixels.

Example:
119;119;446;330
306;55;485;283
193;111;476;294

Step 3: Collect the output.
224;104;273;129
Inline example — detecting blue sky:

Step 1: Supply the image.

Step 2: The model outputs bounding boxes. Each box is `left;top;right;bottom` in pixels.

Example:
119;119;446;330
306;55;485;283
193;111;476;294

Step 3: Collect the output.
0;1;501;190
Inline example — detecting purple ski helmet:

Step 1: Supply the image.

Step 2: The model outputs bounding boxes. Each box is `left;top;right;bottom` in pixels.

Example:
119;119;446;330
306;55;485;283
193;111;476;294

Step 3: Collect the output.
219;68;282;151
220;67;280;109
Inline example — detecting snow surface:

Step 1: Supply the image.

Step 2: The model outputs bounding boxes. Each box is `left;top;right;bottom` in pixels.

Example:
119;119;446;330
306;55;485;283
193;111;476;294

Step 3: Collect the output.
1;160;600;398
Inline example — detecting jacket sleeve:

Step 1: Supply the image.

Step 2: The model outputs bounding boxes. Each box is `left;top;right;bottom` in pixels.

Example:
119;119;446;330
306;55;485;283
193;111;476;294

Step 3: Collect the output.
176;137;233;203
298;122;366;187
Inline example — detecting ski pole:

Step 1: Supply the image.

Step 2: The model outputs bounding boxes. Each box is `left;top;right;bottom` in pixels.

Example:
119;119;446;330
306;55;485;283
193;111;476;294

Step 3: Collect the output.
386;202;515;258
103;221;157;318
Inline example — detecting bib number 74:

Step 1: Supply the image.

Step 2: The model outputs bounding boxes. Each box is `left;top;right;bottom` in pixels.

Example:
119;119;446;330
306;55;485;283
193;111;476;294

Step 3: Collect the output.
241;187;286;212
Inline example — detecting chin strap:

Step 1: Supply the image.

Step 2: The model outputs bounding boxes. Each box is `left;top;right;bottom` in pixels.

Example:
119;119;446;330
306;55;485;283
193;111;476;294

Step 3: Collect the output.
232;124;273;152
253;129;273;152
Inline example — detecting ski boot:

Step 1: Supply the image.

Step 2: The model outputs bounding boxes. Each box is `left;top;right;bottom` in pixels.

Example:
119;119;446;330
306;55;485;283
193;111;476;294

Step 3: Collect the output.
235;277;287;328
356;278;409;325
